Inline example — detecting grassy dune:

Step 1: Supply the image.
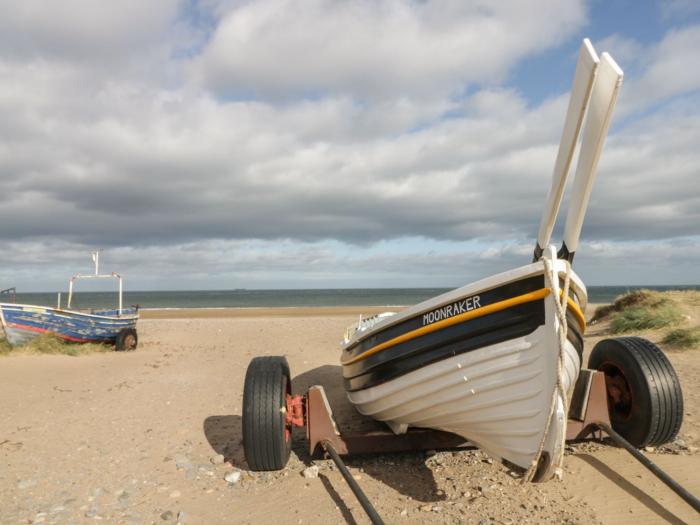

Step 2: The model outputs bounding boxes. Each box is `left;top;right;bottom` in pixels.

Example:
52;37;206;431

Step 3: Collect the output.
592;290;700;350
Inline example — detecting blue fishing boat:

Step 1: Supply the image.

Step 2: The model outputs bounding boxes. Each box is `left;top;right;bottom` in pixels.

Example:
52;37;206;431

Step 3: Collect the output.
0;253;139;350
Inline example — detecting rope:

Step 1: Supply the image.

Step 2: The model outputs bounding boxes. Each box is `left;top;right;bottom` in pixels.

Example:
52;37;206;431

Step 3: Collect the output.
523;256;572;482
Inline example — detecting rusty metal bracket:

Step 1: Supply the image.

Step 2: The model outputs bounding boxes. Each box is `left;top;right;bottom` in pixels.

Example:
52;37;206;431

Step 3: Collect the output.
566;369;611;440
285;394;305;428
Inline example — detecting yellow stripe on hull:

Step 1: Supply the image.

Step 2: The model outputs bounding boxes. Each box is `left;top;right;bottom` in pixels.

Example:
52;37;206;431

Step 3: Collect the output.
342;288;586;366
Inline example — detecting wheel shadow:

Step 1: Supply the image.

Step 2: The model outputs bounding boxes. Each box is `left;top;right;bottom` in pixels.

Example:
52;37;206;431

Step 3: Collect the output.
202;414;246;466
292;364;446;503
575;453;688;525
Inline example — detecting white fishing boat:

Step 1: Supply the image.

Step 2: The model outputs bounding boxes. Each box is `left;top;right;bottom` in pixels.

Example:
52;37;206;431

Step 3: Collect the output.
340;39;624;481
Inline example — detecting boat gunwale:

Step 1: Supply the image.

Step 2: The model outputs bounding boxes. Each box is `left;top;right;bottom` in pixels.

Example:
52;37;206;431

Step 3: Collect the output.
342;288;585;367
0;302;139;321
341;260;586;350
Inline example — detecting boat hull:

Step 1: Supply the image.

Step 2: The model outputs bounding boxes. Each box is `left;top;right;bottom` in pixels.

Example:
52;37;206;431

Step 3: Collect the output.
341;259;586;479
0;303;138;347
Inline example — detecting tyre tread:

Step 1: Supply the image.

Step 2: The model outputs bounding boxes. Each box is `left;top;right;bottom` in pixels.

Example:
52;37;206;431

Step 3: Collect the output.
242;356;292;471
589;337;683;447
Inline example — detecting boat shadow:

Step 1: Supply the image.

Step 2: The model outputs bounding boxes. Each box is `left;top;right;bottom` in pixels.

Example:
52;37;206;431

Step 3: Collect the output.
293;364;446;503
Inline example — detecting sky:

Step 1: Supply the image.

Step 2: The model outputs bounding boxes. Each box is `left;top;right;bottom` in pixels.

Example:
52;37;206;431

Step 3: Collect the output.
0;0;699;292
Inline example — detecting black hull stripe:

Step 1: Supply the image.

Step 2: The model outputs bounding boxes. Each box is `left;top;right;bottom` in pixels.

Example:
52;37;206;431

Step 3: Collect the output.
343;275;546;363
343;303;584;393
344;300;546;392
566;308;584;362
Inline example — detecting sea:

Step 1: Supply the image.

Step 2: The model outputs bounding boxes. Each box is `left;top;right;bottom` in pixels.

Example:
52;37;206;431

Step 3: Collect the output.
6;286;700;310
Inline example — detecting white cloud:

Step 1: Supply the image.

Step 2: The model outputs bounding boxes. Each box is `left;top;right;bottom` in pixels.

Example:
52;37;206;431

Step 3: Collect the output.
612;25;700;116
0;1;182;71
191;0;586;100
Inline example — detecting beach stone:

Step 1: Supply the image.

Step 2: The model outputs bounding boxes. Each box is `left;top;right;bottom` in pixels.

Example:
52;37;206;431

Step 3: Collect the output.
210;454;225;465
175;457;191;470
18;478;37;489
117;491;130;507
302;465;319;479
224;469;242;484
198;464;214;475
176;510;187;523
161;510;174;520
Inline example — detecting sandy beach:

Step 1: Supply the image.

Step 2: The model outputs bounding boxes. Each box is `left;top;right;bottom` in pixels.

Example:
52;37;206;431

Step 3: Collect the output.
2;305;699;524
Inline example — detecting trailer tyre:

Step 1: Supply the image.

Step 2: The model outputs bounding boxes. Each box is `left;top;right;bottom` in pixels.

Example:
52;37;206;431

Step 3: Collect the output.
589;337;683;447
242;356;292;471
115;328;138;351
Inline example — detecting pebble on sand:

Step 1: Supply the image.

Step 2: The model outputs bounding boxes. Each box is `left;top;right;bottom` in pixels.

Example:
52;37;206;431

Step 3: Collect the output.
18;478;37;490
302;465;319;479
210;454;225;465
224;469;242;484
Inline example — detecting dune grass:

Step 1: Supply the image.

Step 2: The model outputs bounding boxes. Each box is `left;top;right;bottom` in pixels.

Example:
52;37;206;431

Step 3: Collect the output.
662;328;700;350
0;333;109;356
592;290;660;322
592;290;683;334
610;303;683;333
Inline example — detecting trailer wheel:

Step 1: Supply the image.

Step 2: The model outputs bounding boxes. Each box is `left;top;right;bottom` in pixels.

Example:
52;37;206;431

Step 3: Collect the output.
242;356;292;471
115;328;138;351
589;337;683;447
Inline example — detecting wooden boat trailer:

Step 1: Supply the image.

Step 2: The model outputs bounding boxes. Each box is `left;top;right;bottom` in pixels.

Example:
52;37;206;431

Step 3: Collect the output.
284;369;699;524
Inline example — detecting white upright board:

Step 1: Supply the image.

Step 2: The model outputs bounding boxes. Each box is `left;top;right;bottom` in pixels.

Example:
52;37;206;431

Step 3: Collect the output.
535;39;599;257
562;53;624;255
